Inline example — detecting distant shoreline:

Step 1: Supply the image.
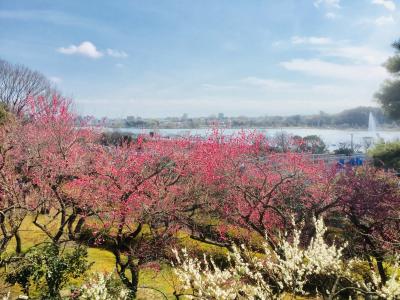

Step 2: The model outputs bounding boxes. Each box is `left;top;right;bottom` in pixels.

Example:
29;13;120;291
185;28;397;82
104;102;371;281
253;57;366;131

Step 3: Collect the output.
107;126;400;132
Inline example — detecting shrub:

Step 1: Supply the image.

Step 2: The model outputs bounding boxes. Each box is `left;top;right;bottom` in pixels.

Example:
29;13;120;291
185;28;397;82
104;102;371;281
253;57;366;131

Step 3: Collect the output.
173;217;400;299
294;135;327;154
76;273;129;300
334;166;400;285
369;141;400;171
99;131;134;146
5;243;91;299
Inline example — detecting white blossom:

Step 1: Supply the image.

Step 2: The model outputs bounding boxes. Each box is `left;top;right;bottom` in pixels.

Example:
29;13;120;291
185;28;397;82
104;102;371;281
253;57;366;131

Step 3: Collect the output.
377;256;400;300
79;272;129;300
173;217;400;299
1;292;10;300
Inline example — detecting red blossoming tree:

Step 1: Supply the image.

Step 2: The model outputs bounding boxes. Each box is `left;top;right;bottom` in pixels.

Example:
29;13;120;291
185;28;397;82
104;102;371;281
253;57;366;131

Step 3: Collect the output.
335;166;400;284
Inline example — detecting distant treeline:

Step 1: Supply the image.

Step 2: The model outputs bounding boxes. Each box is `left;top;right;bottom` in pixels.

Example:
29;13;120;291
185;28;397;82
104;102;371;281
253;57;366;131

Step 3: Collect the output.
100;106;398;129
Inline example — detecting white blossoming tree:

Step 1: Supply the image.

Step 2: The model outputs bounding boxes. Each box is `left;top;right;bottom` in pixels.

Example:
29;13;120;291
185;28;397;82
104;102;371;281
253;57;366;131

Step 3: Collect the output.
1;292;9;300
79;273;129;300
173;217;400;299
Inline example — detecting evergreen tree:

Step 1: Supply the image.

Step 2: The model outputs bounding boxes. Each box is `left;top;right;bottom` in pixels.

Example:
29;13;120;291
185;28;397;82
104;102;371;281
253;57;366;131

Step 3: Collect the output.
375;39;400;120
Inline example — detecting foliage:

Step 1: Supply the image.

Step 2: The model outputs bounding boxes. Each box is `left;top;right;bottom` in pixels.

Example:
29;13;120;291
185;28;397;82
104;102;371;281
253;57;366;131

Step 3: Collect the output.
333;106;386;128
386;55;400;74
173;218;400;299
16;95;98;245
375;38;400;120
76;272;129;300
270;132;327;153
375;80;400;120
0;104;9;126
369;140;400;171
294;134;327;154
333;141;362;155
5;243;91;299
334;145;354;155
393;39;400;52
0;108;28;256
68;136;193;297
99;131;134;146
0;93;400;298
334;166;400;285
186;131;337;250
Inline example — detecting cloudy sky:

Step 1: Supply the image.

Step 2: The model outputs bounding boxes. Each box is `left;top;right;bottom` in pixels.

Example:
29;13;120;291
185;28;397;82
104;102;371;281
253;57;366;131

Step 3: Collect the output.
0;0;399;117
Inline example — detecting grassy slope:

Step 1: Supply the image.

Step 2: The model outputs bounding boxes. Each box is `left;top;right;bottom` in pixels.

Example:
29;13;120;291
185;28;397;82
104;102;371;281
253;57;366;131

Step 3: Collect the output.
3;216;373;299
2;216;179;299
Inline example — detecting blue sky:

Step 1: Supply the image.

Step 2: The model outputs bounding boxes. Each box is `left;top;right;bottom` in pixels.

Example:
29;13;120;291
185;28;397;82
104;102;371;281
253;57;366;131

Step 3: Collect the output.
0;0;399;117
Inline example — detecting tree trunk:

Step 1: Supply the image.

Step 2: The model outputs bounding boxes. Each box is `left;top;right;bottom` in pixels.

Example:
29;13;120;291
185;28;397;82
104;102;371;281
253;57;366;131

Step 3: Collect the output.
14;231;22;254
113;249;140;299
375;255;387;285
127;262;139;299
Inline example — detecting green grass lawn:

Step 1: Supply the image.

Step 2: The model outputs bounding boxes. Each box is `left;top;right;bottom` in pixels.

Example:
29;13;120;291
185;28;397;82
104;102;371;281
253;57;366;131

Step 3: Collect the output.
1;216;182;299
1;214;241;299
4;216;396;300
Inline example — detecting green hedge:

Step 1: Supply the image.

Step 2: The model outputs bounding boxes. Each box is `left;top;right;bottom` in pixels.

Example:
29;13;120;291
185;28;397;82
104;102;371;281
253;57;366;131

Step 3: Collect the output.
369;141;400;171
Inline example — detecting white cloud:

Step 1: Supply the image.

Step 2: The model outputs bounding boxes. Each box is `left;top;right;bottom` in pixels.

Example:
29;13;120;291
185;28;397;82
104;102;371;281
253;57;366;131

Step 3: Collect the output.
358;15;396;26
313;0;341;9
58;41;103;58
314;0;340;20
57;42;128;59
242;77;298;89
320;45;389;64
289;36;389;64
280;59;386;81
325;12;338;19
106;49;128;58
291;36;333;45
372;0;396;11
201;83;238;91
374;15;395;25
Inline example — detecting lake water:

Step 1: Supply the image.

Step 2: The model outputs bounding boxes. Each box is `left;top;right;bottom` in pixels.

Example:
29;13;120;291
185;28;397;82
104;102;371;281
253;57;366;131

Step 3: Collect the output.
109;127;400;150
